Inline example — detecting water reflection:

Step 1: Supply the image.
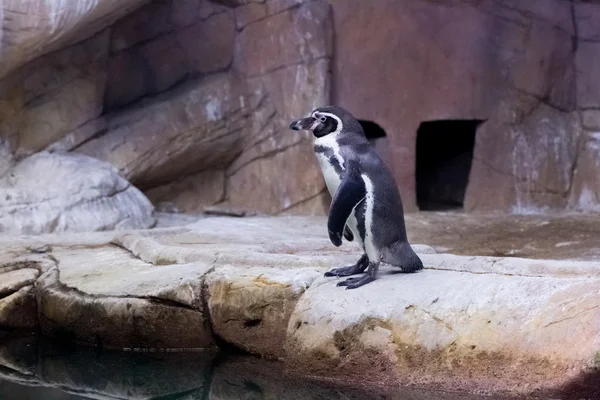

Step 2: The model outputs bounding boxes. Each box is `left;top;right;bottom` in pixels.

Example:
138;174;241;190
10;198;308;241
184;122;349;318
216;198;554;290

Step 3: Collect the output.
0;333;532;400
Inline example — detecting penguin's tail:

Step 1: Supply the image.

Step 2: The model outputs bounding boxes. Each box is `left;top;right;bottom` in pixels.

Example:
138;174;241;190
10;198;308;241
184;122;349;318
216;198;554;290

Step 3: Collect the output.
380;241;424;273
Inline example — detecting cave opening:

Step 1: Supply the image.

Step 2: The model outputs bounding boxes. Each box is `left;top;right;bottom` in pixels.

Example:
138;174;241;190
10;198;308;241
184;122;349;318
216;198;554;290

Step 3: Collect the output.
415;119;483;211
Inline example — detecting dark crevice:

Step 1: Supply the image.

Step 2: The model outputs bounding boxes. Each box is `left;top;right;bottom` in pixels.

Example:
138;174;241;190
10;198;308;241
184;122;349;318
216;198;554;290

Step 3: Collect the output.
243;319;262;328
416;119;484;211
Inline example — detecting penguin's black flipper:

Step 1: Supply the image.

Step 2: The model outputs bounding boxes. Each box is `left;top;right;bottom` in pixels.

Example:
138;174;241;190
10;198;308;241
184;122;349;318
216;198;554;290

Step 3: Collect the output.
327;166;366;247
343;226;354;241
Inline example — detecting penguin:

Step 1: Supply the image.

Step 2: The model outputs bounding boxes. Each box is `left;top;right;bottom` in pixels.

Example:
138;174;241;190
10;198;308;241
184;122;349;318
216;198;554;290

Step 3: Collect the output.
288;105;423;289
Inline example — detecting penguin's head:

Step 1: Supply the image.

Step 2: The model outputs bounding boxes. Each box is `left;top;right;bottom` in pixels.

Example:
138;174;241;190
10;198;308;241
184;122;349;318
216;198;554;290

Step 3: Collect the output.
288;105;363;138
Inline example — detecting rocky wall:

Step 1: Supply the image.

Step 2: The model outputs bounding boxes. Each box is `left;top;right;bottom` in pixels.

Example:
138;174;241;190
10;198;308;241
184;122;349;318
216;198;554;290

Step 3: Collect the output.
330;0;600;213
1;0;600;219
0;0;332;221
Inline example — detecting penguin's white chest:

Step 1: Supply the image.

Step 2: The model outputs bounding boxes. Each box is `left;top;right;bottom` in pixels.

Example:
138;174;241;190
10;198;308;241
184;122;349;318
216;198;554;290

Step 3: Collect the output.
314;135;345;195
313;143;363;248
316;153;342;195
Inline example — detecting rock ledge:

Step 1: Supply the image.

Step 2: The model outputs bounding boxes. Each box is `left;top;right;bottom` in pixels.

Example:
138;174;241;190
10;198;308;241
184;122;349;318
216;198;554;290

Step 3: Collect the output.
0;216;598;397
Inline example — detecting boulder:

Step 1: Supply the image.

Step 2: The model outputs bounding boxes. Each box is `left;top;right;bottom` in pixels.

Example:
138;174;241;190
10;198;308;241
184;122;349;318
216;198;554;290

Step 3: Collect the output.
0;152;155;235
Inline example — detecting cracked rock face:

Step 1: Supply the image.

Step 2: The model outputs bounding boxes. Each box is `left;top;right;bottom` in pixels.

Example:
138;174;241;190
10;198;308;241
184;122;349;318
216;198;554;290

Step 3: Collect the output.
0;152;155;235
205;265;321;358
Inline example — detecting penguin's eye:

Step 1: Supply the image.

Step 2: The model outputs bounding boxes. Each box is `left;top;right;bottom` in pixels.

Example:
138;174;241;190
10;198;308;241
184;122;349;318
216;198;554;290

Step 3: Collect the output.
319;116;327;123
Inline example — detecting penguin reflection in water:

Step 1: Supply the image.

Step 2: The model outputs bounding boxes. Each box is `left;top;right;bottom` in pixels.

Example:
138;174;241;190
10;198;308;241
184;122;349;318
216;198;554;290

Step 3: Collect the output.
289;106;423;289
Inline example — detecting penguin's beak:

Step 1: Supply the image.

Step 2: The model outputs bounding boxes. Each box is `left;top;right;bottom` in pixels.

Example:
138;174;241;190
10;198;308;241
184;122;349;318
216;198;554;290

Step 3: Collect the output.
289;117;314;131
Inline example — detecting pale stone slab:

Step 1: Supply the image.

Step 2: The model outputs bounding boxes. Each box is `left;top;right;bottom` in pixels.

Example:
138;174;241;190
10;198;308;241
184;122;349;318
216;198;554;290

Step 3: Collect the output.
0;268;39;298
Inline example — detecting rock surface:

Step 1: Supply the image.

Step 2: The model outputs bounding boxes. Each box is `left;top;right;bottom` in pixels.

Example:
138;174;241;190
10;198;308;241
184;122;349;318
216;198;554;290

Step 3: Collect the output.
0;0;333;219
0;152;155;235
0;215;599;396
329;0;599;212
0;0;149;80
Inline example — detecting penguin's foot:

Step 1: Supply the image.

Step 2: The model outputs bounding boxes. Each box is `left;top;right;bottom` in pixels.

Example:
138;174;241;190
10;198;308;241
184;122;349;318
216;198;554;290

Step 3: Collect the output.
337;262;379;289
324;254;369;277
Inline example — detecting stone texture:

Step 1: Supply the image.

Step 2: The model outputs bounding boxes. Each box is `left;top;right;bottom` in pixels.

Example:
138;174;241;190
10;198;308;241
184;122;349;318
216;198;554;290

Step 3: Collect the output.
285;260;600;394
0;0;149;80
0;31;110;159
1;214;600;396
235;2;267;29
205;265;321;358
582;110;600;131
0;338;470;400
576;2;600;41
225;58;331;214
0;336;37;377
208;0;263;8
0;140;14;178
465;102;581;212
105;8;235;109
0;152;155;235
576;41;600;109
0;269;39;298
44;118;108;153
233;1;332;77
0;0;334;216
226;140;327;214
79;73;269;189
145;169;226;213
38;261;214;350
0;286;37;329
1;0;599;220
569;133;600;212
329;0;581;212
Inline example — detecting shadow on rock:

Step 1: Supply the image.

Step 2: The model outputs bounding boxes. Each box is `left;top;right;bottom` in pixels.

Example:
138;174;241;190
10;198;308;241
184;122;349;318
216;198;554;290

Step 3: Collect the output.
549;369;600;399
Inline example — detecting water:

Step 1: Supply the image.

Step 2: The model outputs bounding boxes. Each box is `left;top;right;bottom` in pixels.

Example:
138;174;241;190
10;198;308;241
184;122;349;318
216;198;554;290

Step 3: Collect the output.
0;333;580;400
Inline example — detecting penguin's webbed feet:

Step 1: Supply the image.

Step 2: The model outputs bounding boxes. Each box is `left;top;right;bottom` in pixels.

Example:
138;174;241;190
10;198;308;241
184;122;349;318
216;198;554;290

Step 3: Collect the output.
337;275;375;289
336;261;379;290
324;265;364;277
324;254;368;277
